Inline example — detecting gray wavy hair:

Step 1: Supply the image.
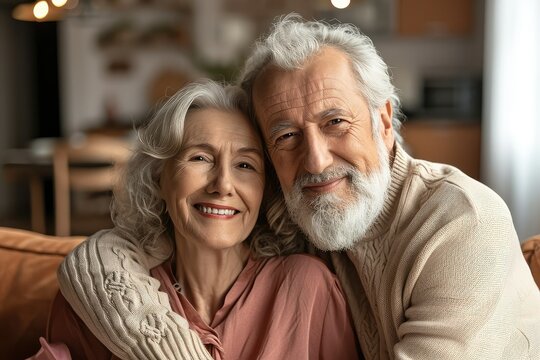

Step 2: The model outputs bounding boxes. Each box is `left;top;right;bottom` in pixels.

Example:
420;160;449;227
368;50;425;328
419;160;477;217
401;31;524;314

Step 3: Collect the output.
236;14;403;251
111;79;306;258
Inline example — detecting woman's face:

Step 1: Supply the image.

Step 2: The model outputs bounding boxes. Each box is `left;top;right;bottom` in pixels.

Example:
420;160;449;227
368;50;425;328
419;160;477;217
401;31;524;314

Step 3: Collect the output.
160;108;265;251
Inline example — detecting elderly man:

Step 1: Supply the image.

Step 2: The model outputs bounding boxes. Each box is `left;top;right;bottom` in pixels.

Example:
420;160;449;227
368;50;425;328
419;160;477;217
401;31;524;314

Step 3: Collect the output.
58;15;540;359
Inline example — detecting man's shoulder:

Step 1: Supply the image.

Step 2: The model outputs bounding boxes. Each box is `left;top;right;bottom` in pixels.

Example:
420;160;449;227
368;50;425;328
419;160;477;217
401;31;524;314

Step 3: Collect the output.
394;158;518;252
406;158;511;222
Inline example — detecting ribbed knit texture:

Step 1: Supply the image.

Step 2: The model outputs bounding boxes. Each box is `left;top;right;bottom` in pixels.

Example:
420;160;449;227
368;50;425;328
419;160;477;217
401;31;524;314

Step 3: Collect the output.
57;229;213;359
58;144;540;360
331;144;540;359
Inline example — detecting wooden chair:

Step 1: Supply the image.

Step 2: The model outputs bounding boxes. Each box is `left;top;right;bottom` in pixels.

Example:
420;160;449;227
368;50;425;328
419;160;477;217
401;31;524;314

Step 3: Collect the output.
53;134;132;236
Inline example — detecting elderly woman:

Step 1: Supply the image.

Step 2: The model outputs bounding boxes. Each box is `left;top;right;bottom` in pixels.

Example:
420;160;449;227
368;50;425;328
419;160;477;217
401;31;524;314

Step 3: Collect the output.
34;80;358;360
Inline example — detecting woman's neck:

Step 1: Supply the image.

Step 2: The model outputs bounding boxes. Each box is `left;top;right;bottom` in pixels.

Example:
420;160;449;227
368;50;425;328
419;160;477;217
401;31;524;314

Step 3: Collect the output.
174;240;250;325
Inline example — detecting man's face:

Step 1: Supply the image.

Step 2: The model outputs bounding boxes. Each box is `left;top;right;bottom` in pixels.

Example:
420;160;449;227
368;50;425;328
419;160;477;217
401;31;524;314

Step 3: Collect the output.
252;47;395;249
252;47;394;205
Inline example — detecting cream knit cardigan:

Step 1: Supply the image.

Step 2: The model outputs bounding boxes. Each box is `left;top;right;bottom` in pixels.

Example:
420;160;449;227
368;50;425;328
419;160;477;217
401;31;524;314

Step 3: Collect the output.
58;144;540;359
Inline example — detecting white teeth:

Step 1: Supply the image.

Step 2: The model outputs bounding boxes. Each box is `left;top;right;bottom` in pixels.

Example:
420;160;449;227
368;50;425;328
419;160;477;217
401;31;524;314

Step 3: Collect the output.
197;205;236;216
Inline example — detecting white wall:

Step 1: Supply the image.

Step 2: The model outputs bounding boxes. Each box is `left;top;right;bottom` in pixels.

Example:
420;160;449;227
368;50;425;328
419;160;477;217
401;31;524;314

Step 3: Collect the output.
482;0;540;240
58;10;203;136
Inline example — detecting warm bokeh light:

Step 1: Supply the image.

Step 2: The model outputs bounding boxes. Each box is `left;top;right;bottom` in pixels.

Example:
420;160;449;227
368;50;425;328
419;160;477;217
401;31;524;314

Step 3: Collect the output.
52;0;68;7
33;0;49;19
331;0;350;9
64;0;78;10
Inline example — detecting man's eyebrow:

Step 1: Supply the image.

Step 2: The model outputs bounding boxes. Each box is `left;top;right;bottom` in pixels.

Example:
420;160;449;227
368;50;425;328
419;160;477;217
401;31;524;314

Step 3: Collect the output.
268;121;295;140
317;108;349;119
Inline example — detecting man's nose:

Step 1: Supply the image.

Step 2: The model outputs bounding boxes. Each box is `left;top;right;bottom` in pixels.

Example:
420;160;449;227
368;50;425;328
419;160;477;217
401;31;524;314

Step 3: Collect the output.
303;129;333;175
206;164;234;196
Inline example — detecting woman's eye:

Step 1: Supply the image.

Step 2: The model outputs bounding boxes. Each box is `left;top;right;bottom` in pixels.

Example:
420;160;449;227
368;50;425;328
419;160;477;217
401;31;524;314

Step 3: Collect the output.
189;155;206;162
238;162;255;170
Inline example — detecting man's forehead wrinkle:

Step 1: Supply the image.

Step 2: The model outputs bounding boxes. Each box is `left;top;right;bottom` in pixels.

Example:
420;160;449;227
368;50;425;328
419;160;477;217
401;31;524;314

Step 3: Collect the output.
267;103;311;120
260;76;344;101
259;75;346;108
306;96;349;113
263;87;345;116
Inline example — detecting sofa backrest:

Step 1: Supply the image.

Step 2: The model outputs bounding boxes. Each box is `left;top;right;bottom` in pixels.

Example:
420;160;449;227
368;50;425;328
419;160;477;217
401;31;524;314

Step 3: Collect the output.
0;227;84;359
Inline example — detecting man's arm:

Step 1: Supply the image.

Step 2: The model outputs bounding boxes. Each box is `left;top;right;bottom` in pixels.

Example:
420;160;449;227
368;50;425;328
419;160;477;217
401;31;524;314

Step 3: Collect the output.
57;229;212;360
394;209;540;359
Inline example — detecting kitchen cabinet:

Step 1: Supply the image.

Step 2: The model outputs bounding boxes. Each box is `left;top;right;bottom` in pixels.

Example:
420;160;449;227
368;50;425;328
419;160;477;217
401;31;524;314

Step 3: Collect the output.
397;0;474;36
401;120;481;179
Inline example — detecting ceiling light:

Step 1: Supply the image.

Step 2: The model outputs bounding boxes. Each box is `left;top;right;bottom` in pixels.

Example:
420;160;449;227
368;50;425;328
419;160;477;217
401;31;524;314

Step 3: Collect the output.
33;0;49;19
12;0;67;22
331;0;351;9
52;0;68;7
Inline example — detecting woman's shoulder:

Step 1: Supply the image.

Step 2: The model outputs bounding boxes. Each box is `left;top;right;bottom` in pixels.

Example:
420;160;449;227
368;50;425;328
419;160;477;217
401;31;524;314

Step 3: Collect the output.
260;253;337;285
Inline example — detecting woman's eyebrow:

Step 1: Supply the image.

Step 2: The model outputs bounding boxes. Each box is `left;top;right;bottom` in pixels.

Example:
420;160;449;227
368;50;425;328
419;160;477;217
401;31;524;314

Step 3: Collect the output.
237;146;263;158
182;143;262;157
181;143;215;152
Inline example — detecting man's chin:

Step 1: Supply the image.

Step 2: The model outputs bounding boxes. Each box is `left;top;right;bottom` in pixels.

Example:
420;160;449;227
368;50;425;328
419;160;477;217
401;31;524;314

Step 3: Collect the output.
291;205;366;251
304;191;356;212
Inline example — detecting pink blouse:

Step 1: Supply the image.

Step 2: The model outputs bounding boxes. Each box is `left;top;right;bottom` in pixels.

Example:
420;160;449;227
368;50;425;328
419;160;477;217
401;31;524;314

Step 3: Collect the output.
41;254;359;359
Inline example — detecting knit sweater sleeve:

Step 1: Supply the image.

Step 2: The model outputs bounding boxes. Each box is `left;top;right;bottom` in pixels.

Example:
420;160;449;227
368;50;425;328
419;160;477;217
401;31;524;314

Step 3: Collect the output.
393;188;539;359
57;229;212;360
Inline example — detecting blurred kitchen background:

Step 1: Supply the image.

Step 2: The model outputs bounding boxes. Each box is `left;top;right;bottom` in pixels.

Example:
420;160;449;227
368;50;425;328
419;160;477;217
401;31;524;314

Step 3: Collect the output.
0;0;539;240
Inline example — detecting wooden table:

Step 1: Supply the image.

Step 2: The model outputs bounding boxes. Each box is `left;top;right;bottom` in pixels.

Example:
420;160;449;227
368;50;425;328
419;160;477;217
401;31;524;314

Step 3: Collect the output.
2;149;53;234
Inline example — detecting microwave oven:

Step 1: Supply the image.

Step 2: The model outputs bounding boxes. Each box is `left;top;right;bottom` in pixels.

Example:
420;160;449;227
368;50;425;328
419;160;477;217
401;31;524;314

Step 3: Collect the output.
421;76;482;119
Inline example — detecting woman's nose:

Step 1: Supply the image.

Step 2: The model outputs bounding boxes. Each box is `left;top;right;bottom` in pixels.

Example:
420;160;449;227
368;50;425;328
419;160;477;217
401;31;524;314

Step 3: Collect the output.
206;165;234;196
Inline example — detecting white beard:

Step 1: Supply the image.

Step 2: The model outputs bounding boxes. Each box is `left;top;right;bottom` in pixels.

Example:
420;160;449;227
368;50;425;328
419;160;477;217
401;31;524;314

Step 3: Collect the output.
284;135;391;251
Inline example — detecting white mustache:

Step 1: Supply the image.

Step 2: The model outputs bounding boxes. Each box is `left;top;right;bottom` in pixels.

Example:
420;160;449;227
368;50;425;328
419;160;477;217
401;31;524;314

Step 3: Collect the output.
293;165;355;189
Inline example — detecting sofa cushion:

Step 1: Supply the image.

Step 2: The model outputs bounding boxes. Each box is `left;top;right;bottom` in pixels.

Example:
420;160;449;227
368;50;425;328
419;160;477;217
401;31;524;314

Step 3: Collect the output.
0;227;84;359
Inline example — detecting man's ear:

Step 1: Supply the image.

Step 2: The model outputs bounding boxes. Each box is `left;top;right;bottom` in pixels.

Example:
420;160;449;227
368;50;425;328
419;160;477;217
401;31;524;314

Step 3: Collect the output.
379;100;394;150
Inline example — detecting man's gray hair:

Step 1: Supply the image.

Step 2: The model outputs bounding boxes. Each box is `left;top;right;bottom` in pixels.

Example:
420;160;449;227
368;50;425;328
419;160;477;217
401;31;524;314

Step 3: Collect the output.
112;79;304;258
239;13;403;141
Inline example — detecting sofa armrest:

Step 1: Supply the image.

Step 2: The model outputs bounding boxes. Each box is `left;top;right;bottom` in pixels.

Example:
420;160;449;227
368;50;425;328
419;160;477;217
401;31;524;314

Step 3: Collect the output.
0;227;84;359
522;234;540;288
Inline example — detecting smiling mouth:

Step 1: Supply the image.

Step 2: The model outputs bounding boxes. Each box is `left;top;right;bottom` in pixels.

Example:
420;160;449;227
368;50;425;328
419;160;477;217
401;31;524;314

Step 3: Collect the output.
194;204;240;216
302;177;346;193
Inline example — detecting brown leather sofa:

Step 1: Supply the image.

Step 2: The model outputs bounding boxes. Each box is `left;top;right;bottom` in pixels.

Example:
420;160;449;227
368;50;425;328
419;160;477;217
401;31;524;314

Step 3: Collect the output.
522;234;540;288
0;227;84;359
0;227;539;359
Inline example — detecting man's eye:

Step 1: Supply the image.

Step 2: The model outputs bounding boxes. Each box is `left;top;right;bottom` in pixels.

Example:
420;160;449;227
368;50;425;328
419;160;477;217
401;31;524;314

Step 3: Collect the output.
275;132;297;144
323;118;349;136
329;118;344;126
